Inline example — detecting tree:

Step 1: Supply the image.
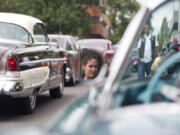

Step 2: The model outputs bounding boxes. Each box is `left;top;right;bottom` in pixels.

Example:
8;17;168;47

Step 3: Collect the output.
0;0;140;41
107;0;140;44
157;17;170;50
0;0;93;38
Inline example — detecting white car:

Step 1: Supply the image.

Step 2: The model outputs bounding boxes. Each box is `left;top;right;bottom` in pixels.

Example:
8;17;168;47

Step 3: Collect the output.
0;13;66;114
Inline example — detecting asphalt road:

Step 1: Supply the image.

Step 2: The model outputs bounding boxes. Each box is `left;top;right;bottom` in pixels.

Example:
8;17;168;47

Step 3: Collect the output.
0;82;89;127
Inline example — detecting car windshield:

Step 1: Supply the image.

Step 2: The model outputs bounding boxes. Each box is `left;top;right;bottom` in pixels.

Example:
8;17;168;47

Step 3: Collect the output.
106;0;180;109
0;22;30;43
119;0;175;84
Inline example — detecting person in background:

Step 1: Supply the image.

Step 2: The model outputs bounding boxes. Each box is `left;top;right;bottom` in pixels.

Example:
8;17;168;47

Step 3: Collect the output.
171;37;180;52
137;24;159;79
81;49;101;80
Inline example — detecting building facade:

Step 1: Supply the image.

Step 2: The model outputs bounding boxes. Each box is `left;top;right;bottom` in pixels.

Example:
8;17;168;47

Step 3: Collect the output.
83;0;113;39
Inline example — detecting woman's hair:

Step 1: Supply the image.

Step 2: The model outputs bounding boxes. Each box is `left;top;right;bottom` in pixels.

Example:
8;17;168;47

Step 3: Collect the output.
80;49;103;70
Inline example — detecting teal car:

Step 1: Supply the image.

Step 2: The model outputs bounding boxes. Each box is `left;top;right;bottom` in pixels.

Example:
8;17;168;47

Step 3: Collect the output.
45;0;180;135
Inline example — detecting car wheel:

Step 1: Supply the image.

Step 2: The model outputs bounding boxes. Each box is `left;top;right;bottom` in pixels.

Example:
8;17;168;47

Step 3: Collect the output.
69;73;76;86
49;71;64;98
22;90;37;114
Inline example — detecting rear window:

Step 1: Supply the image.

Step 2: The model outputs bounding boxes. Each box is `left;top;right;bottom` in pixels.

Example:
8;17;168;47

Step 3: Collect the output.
0;22;30;43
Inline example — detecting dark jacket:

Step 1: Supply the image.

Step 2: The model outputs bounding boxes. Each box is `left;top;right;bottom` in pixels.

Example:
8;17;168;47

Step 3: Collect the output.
139;35;156;59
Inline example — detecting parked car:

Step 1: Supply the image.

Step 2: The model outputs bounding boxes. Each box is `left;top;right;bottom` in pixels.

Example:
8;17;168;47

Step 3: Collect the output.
77;39;114;66
0;13;66;114
48;34;81;85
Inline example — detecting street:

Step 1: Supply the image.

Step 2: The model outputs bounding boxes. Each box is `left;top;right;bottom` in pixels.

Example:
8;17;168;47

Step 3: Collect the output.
0;83;89;127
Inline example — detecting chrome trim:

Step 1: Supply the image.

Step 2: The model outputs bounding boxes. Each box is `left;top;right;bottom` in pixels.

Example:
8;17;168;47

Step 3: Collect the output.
6;71;20;77
66;67;72;74
20;58;66;66
0;80;23;92
0;76;49;97
96;7;151;114
65;67;72;82
96;0;168;114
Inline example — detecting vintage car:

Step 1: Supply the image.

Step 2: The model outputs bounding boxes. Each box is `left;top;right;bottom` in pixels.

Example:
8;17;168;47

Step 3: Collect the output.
45;0;180;135
1;0;180;134
0;13;66;114
48;34;81;85
77;39;114;66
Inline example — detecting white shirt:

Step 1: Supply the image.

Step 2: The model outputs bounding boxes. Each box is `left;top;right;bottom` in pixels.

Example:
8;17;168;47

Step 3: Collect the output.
137;34;158;63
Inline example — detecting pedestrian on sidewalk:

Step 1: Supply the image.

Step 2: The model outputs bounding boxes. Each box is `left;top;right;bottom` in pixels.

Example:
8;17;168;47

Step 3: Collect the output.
137;24;159;79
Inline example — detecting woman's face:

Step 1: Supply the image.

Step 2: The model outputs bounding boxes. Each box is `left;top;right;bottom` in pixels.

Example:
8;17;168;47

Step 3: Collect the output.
82;58;98;80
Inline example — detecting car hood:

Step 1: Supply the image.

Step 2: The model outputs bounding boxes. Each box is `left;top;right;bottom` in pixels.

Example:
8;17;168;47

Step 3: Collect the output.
0;125;52;135
83;102;180;135
46;92;90;134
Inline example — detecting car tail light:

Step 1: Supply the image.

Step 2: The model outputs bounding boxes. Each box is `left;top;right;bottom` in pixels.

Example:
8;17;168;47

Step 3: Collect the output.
8;57;18;71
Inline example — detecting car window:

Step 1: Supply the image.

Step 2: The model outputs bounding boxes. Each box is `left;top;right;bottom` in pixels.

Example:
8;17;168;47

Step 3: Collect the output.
100;0;178;111
61;38;67;49
33;24;47;43
66;40;73;50
114;0;175;94
0;22;30;43
72;39;77;50
119;1;174;81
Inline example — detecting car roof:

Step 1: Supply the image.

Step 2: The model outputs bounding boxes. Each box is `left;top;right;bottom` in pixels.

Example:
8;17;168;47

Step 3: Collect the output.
78;38;111;43
0;12;43;34
48;34;76;39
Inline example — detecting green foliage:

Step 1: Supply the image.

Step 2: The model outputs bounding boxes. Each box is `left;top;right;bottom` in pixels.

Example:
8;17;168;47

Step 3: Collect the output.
0;0;93;38
157;17;170;50
0;0;140;41
76;0;99;5
108;0;140;44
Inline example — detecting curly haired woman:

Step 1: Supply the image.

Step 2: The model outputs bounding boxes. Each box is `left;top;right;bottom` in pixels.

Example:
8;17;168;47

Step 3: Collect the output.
81;49;102;80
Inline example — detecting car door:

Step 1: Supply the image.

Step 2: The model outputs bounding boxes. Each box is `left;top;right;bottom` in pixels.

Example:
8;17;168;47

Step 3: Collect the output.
72;39;81;81
31;24;61;90
66;38;79;81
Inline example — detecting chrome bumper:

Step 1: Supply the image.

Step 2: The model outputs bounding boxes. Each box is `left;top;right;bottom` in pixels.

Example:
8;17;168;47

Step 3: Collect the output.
0;80;33;98
65;67;72;82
